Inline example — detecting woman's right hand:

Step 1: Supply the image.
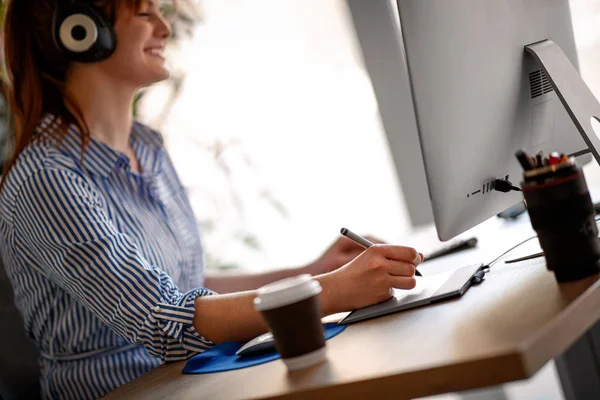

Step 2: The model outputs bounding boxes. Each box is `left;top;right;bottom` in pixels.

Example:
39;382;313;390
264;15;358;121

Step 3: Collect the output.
318;244;422;314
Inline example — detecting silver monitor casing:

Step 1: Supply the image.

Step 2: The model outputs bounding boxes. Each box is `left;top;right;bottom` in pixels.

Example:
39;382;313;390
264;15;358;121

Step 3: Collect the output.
346;0;434;227
396;0;591;240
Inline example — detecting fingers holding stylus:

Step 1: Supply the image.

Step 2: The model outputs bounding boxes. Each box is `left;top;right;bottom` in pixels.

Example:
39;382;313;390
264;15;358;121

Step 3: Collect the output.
330;242;423;311
340;228;423;266
371;244;423;266
388;275;418;290
379;258;416;277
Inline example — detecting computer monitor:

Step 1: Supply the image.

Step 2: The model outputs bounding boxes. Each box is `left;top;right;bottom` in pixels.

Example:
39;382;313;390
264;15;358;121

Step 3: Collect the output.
351;0;600;241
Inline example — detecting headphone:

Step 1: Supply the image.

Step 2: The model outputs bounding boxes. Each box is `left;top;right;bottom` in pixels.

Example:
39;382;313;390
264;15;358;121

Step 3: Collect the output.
52;0;117;63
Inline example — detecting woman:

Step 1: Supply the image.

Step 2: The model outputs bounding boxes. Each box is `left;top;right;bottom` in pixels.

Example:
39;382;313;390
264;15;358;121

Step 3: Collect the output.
0;0;422;398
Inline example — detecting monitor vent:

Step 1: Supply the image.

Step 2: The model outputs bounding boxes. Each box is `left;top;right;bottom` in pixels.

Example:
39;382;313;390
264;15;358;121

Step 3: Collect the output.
529;69;554;99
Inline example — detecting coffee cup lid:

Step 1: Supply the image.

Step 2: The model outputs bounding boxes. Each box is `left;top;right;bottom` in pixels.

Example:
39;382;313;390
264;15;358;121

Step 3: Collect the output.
254;274;322;311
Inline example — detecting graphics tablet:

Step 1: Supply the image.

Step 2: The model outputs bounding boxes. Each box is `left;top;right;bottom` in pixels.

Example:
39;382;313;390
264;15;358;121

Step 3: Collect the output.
339;263;484;325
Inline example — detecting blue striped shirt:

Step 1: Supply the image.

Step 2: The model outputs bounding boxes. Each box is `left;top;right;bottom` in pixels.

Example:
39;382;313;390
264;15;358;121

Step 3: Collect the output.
0;114;214;399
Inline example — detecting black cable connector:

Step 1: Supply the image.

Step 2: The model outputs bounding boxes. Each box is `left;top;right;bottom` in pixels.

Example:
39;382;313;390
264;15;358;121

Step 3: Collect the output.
493;179;522;193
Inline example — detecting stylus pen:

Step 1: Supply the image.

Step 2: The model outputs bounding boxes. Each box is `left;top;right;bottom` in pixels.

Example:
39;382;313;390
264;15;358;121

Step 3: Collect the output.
340;228;422;276
340;228;374;248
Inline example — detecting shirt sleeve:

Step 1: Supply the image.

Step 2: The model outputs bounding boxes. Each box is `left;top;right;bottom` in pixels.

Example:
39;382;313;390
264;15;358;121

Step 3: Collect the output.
12;168;215;361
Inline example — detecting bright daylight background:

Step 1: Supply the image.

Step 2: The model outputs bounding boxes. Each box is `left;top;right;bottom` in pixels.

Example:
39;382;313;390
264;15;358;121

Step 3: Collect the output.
138;1;600;398
139;0;408;271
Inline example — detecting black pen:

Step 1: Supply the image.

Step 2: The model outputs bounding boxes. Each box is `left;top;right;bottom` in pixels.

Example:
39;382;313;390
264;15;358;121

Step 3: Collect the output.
536;151;543;169
515;150;534;171
340;228;422;276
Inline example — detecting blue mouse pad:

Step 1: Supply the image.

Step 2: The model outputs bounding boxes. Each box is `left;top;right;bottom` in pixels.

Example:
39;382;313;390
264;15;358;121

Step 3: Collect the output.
182;323;346;374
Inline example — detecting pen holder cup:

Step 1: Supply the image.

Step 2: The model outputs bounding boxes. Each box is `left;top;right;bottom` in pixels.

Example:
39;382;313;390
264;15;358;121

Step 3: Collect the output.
522;163;600;283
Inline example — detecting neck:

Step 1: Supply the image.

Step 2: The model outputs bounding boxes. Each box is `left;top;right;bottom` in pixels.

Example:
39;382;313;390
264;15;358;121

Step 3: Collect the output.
64;67;137;153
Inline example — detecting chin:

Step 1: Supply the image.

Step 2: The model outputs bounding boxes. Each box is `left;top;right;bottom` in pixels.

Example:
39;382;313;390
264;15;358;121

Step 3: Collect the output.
154;69;171;82
138;70;171;87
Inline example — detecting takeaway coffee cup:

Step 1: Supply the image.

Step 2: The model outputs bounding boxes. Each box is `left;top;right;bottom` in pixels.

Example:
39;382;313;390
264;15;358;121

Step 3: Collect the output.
253;274;326;371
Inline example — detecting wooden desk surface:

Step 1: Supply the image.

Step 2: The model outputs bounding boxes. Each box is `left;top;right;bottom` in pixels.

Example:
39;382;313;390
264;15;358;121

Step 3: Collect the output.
104;256;600;400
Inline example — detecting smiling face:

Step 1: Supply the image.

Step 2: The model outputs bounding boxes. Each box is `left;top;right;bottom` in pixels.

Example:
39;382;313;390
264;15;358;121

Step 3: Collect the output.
96;0;172;88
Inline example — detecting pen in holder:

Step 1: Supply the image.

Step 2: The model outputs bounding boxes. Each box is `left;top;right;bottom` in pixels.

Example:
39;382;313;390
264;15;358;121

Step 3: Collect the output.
519;152;600;282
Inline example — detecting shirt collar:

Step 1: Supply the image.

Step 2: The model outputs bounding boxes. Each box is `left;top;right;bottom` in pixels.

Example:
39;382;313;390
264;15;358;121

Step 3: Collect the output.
39;114;164;178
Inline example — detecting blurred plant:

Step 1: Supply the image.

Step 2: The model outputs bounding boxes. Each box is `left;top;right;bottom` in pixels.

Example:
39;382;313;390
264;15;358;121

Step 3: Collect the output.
184;136;290;270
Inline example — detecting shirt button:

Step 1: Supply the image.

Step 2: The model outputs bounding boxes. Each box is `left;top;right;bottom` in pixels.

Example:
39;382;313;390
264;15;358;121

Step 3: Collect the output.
154;306;161;313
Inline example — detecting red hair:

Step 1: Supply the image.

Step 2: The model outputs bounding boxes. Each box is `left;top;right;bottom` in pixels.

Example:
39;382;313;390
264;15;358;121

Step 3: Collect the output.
0;0;144;190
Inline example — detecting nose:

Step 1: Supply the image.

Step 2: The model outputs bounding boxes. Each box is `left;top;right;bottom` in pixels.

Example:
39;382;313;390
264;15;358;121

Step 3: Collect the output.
155;12;172;39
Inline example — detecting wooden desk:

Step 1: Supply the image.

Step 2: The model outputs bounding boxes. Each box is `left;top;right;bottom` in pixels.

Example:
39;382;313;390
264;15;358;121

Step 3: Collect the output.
104;255;600;400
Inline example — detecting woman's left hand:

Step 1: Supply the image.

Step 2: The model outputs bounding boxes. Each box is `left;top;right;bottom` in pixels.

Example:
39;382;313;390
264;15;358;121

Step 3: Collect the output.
305;235;386;276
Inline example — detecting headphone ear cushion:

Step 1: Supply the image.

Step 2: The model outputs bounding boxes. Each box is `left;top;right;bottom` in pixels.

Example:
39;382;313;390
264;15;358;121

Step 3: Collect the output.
53;2;116;62
58;12;99;53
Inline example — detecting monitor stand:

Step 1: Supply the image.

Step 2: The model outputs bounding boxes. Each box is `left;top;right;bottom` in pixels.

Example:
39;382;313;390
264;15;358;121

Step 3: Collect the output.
525;40;600;164
527;40;600;400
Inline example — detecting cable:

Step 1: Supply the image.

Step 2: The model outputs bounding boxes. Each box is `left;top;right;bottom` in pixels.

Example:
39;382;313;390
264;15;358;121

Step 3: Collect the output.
493;178;521;193
484;214;600;270
484;235;538;270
